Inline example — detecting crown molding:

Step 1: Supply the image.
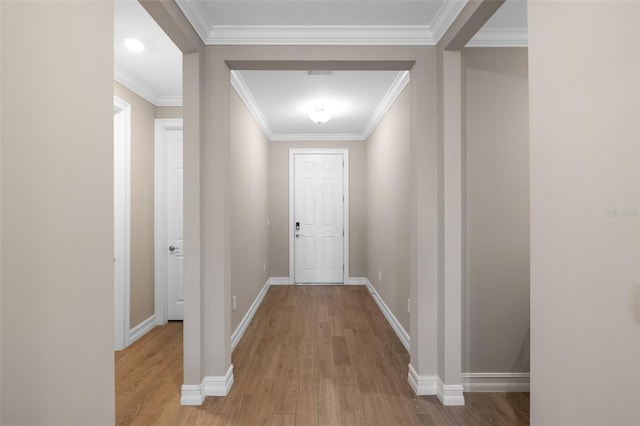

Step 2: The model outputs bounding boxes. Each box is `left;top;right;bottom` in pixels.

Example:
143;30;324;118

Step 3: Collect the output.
466;28;528;47
204;25;438;45
114;65;183;107
175;0;212;44
431;0;469;42
230;70;274;139
175;0;469;46
270;133;365;142
362;71;410;139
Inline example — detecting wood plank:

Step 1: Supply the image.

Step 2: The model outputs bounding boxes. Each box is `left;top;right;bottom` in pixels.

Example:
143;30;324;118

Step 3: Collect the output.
116;286;529;425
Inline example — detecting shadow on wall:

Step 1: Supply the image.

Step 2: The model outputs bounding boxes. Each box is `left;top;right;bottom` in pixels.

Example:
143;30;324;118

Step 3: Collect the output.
511;328;530;373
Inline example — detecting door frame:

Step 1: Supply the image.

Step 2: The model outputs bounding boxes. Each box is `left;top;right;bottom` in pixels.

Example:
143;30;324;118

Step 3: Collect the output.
154;118;184;325
114;96;131;350
289;148;349;284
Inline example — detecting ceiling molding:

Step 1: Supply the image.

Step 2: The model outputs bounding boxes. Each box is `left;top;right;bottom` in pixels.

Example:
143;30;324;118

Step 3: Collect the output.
175;0;469;46
175;0;212;44
362;71;410;139
430;0;469;43
114;65;183;107
204;25;438;46
466;28;528;47
270;133;365;142
230;71;274;139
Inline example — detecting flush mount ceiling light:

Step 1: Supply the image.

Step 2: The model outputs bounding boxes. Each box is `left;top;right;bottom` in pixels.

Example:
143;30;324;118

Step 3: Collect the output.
308;107;332;124
124;38;145;52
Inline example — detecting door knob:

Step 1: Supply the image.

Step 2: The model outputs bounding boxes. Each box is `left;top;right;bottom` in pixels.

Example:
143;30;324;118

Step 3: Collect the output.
295;233;304;238
169;245;177;252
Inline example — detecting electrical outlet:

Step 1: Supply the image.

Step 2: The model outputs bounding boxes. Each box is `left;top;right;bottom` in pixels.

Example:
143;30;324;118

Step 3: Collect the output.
232;295;237;311
378;271;382;283
408;298;411;314
263;262;266;272
267;219;270;228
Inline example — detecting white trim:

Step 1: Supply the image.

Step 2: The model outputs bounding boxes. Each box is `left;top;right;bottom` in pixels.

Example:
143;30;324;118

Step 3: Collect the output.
361;71;410;139
231;280;270;351
174;0;213;45
289;149;349;285
365;278;410;352
204;366;235;396
461;372;530;392
466;28;528;47
180;365;235;406
408;364;437;395
154;119;184;326
270;133;365;142
346;277;368;285
114;65;183;107
269;277;291;286
430;0;470;43
180;384;206;406
437;377;465;406
230;71;274;139
128;314;156;345
114;96;131;351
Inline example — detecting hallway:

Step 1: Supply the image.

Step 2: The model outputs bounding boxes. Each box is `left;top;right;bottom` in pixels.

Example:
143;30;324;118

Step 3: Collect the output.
116;286;529;425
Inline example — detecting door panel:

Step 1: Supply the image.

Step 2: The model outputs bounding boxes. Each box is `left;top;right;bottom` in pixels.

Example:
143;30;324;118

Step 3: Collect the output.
294;154;344;283
167;129;184;320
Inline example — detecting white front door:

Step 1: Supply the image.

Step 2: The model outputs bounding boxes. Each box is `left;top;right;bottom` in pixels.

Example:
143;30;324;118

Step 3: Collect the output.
294;154;344;283
166;128;184;320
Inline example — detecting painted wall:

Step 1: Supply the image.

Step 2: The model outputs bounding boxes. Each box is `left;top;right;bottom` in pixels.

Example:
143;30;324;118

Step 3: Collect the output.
156;106;183;119
268;140;367;279
1;1;115;424
462;48;530;374
529;2;640;424
230;89;270;332
366;84;411;332
114;82;155;329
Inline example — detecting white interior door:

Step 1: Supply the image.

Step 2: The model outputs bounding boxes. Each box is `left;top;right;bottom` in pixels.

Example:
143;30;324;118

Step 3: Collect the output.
294;154;344;283
166;128;184;320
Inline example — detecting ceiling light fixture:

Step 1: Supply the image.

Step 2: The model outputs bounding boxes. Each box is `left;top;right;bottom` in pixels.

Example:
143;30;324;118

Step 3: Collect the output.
308;107;331;124
124;38;145;52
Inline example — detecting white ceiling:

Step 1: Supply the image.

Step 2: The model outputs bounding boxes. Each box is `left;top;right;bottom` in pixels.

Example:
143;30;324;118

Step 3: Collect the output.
114;0;527;137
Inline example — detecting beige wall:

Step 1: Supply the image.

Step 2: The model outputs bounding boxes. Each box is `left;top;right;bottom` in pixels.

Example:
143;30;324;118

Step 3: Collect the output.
1;1;115;424
529;2;640;424
268;140;367;278
366;84;411;332
462;48;529;374
230;89;270;332
156;105;183;119
114;82;156;329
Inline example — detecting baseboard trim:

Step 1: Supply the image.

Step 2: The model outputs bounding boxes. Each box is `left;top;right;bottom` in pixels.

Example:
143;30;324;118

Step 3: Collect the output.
408;364;437;395
231;280;270;351
180;365;234;405
364;278;410;352
269;277;291;285
128;314;156;345
437;377;465;406
461;372;530;392
346;277;368;285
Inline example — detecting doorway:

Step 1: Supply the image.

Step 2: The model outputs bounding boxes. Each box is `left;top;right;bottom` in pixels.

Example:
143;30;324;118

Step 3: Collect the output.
289;148;349;284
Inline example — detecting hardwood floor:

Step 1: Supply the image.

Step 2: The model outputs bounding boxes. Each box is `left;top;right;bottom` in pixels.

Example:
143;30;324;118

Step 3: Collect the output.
116;286;529;425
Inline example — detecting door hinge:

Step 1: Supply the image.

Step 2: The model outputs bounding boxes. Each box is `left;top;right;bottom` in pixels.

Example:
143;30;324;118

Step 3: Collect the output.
342;230;344;236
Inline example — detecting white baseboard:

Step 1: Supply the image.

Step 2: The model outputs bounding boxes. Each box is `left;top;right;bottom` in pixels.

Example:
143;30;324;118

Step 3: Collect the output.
437;377;465;406
181;365;234;405
364;278;410;352
408;364;437;395
128;314;156;345
231;280;270;351
461;372;530;392
269;277;291;285
346;277;368;285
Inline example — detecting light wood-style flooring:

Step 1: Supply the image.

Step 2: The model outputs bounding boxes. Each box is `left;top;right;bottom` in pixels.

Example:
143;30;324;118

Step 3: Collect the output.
116;285;529;425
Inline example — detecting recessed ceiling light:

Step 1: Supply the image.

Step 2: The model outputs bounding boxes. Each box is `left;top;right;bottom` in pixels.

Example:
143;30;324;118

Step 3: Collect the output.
309;107;331;124
124;38;145;53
